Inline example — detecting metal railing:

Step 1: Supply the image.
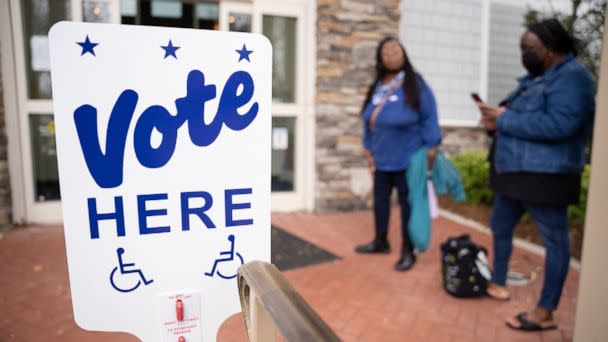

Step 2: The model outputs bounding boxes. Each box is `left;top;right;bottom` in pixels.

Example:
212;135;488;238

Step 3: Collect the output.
237;261;342;342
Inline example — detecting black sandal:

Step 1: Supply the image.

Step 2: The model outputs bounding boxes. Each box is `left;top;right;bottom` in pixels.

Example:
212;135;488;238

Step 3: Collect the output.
506;313;558;332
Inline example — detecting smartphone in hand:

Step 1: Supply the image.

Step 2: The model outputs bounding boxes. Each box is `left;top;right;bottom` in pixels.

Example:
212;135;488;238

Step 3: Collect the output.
471;93;483;103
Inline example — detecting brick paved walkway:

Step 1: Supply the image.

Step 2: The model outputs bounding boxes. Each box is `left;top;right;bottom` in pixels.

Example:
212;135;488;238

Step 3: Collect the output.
0;210;579;341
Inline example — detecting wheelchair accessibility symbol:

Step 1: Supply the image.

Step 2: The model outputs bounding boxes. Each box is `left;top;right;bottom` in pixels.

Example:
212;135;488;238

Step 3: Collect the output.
204;235;244;280
109;248;154;293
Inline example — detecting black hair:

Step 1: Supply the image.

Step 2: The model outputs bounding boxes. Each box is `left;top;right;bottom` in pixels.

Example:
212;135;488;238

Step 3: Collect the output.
361;37;421;114
527;18;578;56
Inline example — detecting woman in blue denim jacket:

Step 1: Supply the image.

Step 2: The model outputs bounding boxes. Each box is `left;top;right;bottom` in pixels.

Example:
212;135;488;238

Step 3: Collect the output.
478;19;595;331
354;37;441;271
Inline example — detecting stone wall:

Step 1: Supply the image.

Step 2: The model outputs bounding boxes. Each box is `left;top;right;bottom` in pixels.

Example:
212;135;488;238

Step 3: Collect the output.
0;53;11;228
315;0;400;211
441;127;489;156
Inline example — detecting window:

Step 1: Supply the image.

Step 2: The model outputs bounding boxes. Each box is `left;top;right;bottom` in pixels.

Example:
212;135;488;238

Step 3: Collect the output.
263;15;297;103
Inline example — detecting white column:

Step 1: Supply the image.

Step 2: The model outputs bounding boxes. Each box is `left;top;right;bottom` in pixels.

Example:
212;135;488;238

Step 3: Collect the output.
573;16;608;342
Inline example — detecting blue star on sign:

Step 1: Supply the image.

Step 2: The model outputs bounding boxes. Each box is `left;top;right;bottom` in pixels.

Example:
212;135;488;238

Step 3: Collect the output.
161;40;180;59
235;44;253;62
77;35;98;56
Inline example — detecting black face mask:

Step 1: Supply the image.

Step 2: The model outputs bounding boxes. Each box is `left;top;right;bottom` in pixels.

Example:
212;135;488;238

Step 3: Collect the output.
522;51;544;76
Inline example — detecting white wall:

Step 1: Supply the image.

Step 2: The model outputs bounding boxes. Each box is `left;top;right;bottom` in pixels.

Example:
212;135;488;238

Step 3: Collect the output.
401;0;483;126
487;1;526;105
494;0;571;13
401;0;547;126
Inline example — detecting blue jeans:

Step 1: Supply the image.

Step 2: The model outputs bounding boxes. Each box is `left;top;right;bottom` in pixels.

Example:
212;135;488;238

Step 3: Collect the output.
491;194;570;310
374;170;411;248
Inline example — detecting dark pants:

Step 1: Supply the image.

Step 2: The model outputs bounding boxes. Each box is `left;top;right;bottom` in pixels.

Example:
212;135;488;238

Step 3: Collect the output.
491;194;570;310
373;170;412;249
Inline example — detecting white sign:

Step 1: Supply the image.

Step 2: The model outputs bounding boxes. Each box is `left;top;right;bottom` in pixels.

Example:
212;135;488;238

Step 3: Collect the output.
49;21;271;341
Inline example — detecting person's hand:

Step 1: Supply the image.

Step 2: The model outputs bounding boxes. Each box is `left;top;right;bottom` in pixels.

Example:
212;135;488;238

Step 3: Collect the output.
479;103;505;120
364;150;375;174
476;102;505;131
479;117;497;131
367;155;376;174
427;147;437;171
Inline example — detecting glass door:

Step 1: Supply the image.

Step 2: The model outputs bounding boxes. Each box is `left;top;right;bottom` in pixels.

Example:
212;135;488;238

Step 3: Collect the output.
120;0;219;29
9;0;314;222
220;0;314;211
10;0;119;223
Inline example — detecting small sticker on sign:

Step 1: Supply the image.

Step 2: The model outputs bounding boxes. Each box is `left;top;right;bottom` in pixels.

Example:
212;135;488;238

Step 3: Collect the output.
31;35;50;72
158;290;202;342
272;127;288;150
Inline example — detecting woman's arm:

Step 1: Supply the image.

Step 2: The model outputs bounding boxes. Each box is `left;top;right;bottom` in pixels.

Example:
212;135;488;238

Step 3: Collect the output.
419;80;442;169
496;70;595;141
419;81;442;147
363;148;375;173
362;106;375;173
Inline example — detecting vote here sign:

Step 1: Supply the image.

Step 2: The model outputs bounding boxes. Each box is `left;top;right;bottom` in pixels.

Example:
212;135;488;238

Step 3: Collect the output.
49;21;271;341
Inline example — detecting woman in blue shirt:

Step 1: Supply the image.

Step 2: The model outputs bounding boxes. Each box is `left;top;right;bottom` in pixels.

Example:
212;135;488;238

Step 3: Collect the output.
355;37;441;271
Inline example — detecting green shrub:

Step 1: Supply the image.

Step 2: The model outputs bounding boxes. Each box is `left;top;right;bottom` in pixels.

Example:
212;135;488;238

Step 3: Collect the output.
568;165;590;224
450;151;493;205
450;151;590;224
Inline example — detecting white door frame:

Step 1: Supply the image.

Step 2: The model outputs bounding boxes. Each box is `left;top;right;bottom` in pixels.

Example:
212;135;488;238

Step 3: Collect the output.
1;0;27;223
9;0;62;223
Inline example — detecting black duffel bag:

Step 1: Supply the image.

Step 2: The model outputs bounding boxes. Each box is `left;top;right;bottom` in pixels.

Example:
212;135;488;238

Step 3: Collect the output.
440;234;491;298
